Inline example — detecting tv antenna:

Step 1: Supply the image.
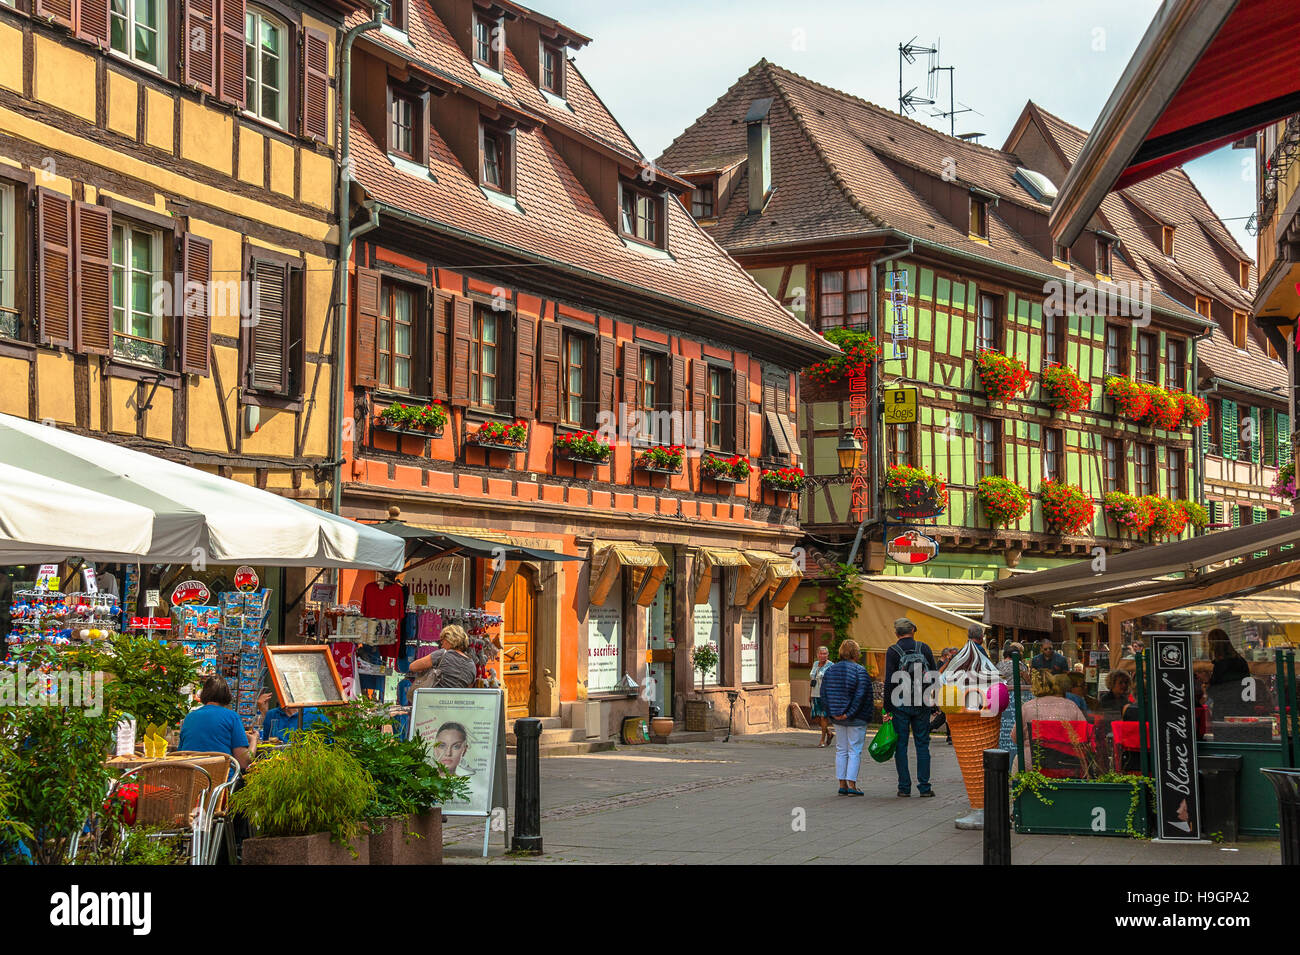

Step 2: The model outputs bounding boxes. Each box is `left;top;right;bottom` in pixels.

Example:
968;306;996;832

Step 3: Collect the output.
898;37;936;116
928;39;972;137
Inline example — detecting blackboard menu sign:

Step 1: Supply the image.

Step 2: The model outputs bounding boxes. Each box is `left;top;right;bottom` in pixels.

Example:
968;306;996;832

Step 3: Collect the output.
264;645;347;708
1148;633;1201;840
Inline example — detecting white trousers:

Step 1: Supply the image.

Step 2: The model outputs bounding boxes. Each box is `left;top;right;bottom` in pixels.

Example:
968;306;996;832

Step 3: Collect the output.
835;723;867;781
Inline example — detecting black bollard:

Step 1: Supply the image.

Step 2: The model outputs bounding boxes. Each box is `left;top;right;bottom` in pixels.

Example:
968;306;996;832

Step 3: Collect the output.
983;748;1011;865
511;717;543;855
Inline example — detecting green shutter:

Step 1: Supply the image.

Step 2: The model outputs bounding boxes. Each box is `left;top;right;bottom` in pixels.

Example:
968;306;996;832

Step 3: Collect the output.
1252;407;1263;465
1231;504;1240;527
1278;413;1291;467
1222;400;1238;460
1209;501;1219;527
1253;506;1269;558
1263;410;1277;467
1200;416;1211;455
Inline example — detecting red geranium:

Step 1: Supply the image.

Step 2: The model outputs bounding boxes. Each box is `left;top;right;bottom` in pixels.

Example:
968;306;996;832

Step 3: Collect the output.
1040;480;1095;535
1041;365;1091;414
975;350;1033;401
1104;377;1151;421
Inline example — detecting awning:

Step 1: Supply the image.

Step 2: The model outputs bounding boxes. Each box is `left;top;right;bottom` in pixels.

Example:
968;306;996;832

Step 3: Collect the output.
693;546;749;604
1051;0;1300;245
0;413;405;571
860;576;984;615
851;576;981;654
1156;593;1300;624
736;550;802;611
589;541;667;607
367;520;579;564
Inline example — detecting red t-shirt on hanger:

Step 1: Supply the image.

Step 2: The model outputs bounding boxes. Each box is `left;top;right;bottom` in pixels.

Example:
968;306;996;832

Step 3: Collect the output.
361;579;405;659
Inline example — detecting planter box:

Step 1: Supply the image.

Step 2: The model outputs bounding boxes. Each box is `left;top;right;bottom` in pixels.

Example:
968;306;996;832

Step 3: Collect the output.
1014;781;1149;837
704;472;747;485
636;463;683;476
683;699;710;733
367;811;443;865
374;421;444;439
471;439;527;453
242;831;370;865
558;452;611;467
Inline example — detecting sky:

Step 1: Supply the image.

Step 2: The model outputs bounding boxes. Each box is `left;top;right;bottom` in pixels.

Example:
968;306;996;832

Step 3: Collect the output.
539;0;1258;258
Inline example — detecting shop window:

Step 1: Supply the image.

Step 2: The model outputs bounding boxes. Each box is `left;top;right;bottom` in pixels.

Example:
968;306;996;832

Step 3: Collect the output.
0;182;16;340
692;574;723;687
540;42;564;96
1136;443;1155;496
741;605;763;684
1104;324;1127;377
1103;437;1123;492
647;552;675;718
377;282;417;393
1043;428;1063;482
789;631;811;667
975;416;999;479
473;10;504;71
111;0;166;72
1166;338;1186;390
111;221;166;369
1167;448;1185;499
561;329;591;427
976;292;1000;352
1136;332;1156;383
586;598;622;695
816;267;869;332
887;422;915;469
245;8;289;128
619;182;664;248
469;305;504;410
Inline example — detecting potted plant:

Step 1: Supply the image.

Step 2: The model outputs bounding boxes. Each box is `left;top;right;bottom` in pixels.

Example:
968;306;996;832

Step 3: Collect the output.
1178;499;1208;531
1146;495;1187;539
555;430;612;466
376;401;448;436
1102;491;1155;535
802;328;880;397
1270;461;1295;498
701;454;749;483
760;466;805;493
324;701;470;865
232;731;377;865
471;419;528;451
1040;365;1090;414
684;643;719;733
975;476;1031;526
974;349;1033;401
1013;768;1153;838
1139;384;1182;430
95;632;203;732
1103;376;1151;422
1040;480;1095;535
1177;392;1210;429
884;464;949;511
635;444;685;474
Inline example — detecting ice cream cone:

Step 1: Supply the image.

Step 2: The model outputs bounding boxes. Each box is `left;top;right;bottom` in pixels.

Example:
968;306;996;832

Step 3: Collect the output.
947;711;1001;809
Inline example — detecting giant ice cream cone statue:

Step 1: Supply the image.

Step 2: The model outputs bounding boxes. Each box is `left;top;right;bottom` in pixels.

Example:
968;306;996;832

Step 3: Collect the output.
937;638;1008;821
946;711;1000;808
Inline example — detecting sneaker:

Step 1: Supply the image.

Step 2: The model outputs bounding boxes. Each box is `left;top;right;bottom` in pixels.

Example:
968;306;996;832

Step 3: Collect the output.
919;790;935;798
838;787;850;796
897;790;911;797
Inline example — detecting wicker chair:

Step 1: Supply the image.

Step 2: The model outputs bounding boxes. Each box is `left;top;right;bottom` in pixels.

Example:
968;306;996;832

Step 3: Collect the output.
109;761;214;865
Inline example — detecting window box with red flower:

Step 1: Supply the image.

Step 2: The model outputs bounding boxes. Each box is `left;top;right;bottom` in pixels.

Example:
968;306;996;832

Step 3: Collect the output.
1039;480;1095;535
374;401;448;437
1176;392;1210;429
1102;491;1154;534
470;420;529;452
884;465;949;510
634;445;685;475
1179;500;1208;530
1103;377;1151;421
1139;384;1183;430
701;454;751;484
760;467;805;493
555;430;612;466
1146;496;1188;539
974;350;1033;402
802;328;880;396
1040;365;1091;414
975;476;1030;526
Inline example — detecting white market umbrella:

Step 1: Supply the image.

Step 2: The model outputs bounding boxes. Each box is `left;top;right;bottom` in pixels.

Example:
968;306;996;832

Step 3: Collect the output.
0;413;404;571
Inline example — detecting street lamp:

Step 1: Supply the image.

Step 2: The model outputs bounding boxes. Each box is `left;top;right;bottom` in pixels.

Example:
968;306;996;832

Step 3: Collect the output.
836;433;863;473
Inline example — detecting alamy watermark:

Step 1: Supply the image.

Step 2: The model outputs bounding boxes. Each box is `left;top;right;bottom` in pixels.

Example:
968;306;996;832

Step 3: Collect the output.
1043;276;1153;327
0;665;104;716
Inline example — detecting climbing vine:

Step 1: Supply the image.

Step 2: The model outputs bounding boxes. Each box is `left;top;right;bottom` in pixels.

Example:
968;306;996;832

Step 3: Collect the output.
825;563;862;661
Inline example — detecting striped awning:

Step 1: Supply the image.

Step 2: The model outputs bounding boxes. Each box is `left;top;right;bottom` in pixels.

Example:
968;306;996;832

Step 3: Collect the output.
589;541;668;607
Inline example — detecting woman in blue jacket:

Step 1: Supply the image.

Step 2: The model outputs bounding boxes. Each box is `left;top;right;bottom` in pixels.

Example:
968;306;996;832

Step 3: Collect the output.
819;639;873;796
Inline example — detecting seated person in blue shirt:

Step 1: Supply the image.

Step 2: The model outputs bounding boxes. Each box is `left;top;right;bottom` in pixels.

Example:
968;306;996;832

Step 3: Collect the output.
178;676;255;771
257;692;328;742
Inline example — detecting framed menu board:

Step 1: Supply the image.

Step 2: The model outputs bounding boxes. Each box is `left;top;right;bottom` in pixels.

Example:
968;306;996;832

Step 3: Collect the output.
264;645;347;708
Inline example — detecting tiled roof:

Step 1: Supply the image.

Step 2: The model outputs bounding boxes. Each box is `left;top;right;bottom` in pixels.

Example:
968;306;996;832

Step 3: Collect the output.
345;4;832;355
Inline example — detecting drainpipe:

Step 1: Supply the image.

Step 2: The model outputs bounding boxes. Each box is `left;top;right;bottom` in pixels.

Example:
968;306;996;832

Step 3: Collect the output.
331;2;386;517
848;237;913;567
1191;326;1213;527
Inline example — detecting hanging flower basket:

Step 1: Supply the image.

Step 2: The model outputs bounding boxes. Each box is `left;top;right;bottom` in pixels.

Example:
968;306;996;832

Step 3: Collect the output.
1178;499;1209;530
702;454;750;483
1146;496;1187;538
974;350;1033;402
803;328;880;396
1040;365;1090;414
375;401;447;436
1270;461;1296;498
555;430;611;465
976;476;1030;526
1040;480;1095;535
760;466;805;492
884;465;949;511
1102;491;1154;534
634;445;685;474
1177;392;1210;429
470;420;529;451
1103;377;1151;421
1139;384;1183;430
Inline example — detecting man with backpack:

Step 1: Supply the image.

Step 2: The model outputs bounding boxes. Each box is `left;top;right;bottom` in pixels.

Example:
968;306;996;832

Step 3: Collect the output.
883;617;938;797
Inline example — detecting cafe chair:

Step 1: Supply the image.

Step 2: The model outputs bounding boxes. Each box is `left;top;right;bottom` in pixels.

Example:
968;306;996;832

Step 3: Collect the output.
1110;720;1144;775
186;753;242;865
107;761;214;865
1029;719;1095;779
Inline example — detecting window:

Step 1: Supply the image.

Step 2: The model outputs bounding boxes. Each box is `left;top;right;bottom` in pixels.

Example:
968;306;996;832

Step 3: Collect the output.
1195;297;1212;320
473;12;502;71
1043;428;1063;482
111;222;165;368
1043;313;1063;367
389;93;416;159
1208;399;1222;454
110;0;165;71
1168;448;1185;500
562;330;587;426
638;350;660;414
1053;243;1070;265
1136;443;1155;495
480;125;512;194
1232;311;1247;348
1237;504;1252;529
706;367;725;450
540;43;564;96
888;422;915;469
1162;226;1175;256
620;184;662;246
691;180;715;219
245;8;288;127
1239;406;1254;459
740;607;762;684
245;255;302;395
1239;261;1250;289
1096;238;1112;277
1166;339;1186;390
1103;437;1123;492
976;292;1000;352
816;268;869;331
975;417;999;479
377;283;415;392
969;196;988;238
0;183;14;338
469;306;499;409
1104;324;1126;376
1136;332;1156;383
382;0;405;31
1268;339;1281;361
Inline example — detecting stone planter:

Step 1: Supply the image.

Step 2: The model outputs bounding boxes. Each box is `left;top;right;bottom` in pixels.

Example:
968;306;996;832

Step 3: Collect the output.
683;699;710;733
367;810;443;865
242;831;370;865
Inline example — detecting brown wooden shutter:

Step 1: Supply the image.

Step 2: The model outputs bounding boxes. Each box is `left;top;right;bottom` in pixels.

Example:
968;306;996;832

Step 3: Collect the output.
449;296;472;406
691;358;707;416
35;0;74;29
180;233;212;375
301;28;330;143
76;0;110;45
670;353;687;417
217;0;247;108
537;321;562;423
597;334;617;419
249;259;287;392
430;289;450;401
733;369;748;455
183;0;218;94
353;267;380;388
73;202;112;356
514;312;536;420
621;340;640;411
37;189;74;349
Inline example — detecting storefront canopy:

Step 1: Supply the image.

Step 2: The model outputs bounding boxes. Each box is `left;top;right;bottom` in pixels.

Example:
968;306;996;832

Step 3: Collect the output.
590;541;667;607
851;576;980;654
366;520;580;565
1051;0;1300;246
0;413;405;571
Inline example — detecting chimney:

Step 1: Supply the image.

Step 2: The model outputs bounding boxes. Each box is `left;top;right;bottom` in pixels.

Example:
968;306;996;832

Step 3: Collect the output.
745;98;773;213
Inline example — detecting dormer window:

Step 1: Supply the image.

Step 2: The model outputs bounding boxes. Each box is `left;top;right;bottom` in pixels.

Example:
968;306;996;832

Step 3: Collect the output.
540;43;564;97
620;182;664;247
382;0;406;32
690;179;716;219
1196;297;1212;320
474;11;503;72
1053;243;1070;266
387;84;428;166
1096;237;1112;278
1162;226;1175;256
969;195;989;239
1239;261;1250;288
1232;310;1247;348
479;123;514;194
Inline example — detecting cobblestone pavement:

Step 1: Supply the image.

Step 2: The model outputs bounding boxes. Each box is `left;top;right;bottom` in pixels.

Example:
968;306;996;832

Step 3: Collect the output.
441;730;1281;864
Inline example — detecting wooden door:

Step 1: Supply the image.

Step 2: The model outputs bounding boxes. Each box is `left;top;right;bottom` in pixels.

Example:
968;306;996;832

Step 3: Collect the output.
501;574;535;720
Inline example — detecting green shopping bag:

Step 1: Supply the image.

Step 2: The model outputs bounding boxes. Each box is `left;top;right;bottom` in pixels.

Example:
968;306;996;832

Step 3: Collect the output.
868;716;898;762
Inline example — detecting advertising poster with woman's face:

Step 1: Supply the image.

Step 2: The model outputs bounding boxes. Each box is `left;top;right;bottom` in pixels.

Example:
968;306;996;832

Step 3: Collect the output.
409;688;502;815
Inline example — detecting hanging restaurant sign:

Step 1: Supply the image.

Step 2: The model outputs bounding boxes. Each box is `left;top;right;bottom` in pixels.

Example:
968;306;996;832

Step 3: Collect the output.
882;386;918;424
887;529;939;565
